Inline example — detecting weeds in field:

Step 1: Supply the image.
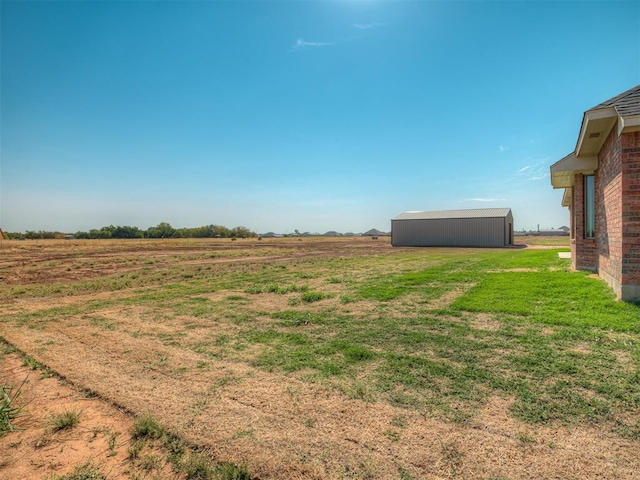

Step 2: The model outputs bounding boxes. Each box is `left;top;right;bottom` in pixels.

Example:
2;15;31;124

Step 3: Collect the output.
516;430;536;445
138;453;162;472
245;284;308;295
89;316;117;330
383;429;401;442
440;440;463;474
165;433;187;464
22;356;41;370
127;412;250;478
391;415;407;428
327;276;349;284
182;451;216;479
397;465;415;480
217;461;251;480
128;438;146;460
107;430;118;456
132;412;164;439
50;409;82;431
178;451;251;480
46;461;106;480
300;291;331;303
0;376;28;436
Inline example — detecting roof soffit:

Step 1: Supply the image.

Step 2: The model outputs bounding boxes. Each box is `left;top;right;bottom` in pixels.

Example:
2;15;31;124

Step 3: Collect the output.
576;108;617;157
550;152;598;189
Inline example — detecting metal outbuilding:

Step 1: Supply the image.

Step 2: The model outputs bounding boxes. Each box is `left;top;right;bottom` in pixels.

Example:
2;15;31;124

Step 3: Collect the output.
391;208;514;247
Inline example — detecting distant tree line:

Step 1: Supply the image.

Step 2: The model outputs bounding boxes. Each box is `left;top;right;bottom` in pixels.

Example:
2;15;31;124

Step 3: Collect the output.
2;223;257;240
3;230;66;240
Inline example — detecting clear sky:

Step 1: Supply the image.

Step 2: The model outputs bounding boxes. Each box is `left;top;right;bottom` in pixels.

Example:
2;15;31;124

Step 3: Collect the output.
2;1;639;234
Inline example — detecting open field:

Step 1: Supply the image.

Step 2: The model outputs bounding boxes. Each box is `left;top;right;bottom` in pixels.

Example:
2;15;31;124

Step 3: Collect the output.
1;236;640;479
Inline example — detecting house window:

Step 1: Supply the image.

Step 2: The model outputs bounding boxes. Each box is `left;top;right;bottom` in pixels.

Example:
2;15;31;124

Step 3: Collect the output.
584;174;595;238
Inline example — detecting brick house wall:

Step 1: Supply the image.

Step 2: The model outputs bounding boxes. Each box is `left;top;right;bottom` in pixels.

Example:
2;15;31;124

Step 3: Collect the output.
572;127;640;300
596;127;623;293
621;131;640;299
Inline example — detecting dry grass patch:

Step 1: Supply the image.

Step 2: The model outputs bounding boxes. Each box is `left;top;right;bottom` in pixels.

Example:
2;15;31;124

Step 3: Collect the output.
612;349;635;370
567;342;592;356
466;312;502;332
427;286;472;310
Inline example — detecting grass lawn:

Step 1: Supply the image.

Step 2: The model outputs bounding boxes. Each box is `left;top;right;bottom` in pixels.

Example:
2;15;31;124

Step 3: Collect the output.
240;248;640;430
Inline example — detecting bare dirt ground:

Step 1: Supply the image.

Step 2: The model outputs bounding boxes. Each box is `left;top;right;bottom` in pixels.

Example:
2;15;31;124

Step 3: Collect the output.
0;352;143;479
6;237;636;480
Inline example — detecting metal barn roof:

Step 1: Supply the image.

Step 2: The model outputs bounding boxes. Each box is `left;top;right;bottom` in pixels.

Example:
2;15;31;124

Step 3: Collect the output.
393;208;512;221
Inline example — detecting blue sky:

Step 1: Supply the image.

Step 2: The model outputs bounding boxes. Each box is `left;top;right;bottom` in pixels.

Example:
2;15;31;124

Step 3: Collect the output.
2;1;639;234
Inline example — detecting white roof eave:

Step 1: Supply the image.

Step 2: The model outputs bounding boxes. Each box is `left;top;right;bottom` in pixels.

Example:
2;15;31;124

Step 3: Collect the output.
619;114;640;134
550;152;598;189
576;108;619;157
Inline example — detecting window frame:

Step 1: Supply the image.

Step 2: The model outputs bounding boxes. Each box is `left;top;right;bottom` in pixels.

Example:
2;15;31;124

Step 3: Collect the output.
584;174;595;239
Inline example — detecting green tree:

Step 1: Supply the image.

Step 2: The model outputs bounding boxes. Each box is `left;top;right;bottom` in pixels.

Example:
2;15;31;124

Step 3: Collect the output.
145;222;179;239
98;225;116;239
230;226;256;239
112;225;143;239
212;225;231;238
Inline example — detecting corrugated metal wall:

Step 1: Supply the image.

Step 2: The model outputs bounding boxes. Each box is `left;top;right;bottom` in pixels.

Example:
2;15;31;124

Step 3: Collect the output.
392;215;513;247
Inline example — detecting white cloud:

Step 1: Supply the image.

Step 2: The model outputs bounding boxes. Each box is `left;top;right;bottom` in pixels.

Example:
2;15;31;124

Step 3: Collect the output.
498;145;508;153
352;22;384;30
291;38;334;51
530;174;550;181
517;159;550;181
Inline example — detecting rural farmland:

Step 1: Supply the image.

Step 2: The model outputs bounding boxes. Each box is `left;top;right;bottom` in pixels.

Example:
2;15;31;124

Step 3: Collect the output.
1;237;639;479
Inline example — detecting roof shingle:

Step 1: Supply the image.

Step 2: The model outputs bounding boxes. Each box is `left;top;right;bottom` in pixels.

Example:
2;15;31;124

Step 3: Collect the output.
590;84;640;117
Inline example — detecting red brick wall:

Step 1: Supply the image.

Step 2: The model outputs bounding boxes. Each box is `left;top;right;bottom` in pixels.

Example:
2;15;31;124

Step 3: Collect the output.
572;173;598;272
596;128;623;286
621;131;640;288
570;124;640;300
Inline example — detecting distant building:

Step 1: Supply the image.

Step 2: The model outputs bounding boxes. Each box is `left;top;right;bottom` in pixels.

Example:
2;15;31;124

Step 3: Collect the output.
391;208;514;247
362;229;387;237
538;229;569;236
